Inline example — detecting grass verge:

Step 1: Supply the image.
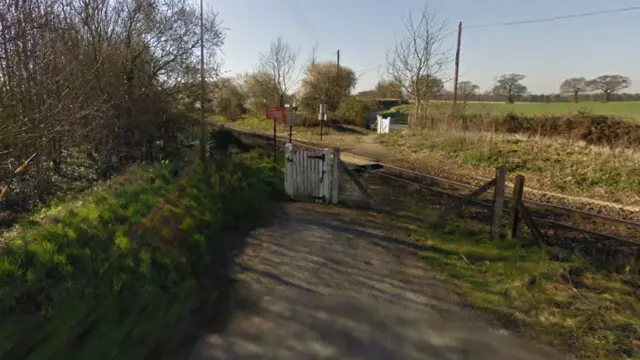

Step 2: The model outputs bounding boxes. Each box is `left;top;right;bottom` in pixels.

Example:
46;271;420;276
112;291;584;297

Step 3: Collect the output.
373;189;639;360
0;150;284;359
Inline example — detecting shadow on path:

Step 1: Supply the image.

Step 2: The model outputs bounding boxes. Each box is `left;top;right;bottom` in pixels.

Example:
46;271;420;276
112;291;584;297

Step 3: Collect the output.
187;203;565;360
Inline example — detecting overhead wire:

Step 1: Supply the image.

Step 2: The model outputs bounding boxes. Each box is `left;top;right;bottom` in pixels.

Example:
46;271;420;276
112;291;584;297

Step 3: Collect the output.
466;6;640;29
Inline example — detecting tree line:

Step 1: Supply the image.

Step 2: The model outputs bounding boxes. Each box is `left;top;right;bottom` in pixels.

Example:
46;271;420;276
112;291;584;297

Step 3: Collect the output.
357;74;635;105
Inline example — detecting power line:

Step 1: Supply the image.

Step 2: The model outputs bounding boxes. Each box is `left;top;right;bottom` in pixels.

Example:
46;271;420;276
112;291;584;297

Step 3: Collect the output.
279;0;317;41
466;6;640;28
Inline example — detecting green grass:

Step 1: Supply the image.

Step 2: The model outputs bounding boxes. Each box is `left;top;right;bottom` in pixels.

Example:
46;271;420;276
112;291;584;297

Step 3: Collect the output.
374;192;640;360
0;150;284;359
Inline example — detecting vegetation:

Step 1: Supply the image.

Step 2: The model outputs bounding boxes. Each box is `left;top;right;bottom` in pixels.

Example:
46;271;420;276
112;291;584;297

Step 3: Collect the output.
589;75;632;103
378;129;640;204
374;193;639;360
0;151;284;359
386;4;448;128
298;61;357;113
492;74;528;104
0;0;225;226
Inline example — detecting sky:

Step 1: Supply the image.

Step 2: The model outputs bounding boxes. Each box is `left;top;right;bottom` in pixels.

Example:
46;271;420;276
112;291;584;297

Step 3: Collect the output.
209;0;640;94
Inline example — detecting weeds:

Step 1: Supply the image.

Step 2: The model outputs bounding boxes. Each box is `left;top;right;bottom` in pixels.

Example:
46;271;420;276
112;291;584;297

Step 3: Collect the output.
378;130;640;205
0;150;283;359
374;189;640;360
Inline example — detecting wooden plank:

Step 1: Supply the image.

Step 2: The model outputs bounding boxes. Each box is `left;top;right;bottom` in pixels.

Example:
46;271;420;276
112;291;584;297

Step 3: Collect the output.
491;167;507;241
331;148;340;204
507;175;525;241
435;178;496;228
339;160;374;206
517;201;547;249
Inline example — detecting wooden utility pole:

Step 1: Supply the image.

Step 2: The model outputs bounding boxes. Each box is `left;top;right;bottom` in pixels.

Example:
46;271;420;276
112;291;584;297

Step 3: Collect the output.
199;0;208;168
452;21;462;106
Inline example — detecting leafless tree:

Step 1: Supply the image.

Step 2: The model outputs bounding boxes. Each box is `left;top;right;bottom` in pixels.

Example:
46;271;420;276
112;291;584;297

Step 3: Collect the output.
458;81;479;103
492;74;527;104
0;0;224;222
258;36;299;107
560;77;589;103
588;75;631;102
386;5;449;128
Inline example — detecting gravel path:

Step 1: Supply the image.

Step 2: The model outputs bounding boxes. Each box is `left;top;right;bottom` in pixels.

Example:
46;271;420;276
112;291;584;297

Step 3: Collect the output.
187;203;565;360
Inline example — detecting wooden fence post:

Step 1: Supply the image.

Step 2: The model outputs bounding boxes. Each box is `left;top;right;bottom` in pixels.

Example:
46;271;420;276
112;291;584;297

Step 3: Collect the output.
331;148;340;204
491;167;507;241
507;175;525;241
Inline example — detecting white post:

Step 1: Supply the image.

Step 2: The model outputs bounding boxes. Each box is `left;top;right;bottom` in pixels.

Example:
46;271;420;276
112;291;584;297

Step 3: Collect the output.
285;143;294;198
322;148;331;203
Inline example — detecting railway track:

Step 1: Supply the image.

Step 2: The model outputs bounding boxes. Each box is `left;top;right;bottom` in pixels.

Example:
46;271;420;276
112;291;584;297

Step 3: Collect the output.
228;127;640;261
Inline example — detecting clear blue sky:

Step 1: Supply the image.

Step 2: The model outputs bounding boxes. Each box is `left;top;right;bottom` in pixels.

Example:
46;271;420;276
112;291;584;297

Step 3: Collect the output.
210;0;640;94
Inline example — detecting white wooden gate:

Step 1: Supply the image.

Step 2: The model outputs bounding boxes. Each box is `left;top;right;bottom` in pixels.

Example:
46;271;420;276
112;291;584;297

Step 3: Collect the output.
376;115;390;133
284;144;333;203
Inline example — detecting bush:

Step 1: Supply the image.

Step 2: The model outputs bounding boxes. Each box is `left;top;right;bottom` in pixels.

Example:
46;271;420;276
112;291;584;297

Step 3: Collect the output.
0;152;283;359
336;96;367;128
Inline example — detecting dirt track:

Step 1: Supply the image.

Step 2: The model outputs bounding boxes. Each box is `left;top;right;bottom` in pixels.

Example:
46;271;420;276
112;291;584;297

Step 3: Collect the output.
187;203;565;360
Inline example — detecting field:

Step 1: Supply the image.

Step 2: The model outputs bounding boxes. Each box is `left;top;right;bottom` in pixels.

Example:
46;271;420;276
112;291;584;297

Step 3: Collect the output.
382;101;640;123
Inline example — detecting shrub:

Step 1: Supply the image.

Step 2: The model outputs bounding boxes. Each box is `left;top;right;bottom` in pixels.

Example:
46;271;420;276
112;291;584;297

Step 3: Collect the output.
0;152;283;359
336;96;367;128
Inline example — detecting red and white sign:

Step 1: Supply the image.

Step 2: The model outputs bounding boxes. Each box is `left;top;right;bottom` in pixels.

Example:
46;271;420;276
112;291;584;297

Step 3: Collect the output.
266;107;285;121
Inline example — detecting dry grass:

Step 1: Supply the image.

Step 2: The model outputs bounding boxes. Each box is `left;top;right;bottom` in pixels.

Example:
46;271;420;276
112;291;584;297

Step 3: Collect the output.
378;130;640;206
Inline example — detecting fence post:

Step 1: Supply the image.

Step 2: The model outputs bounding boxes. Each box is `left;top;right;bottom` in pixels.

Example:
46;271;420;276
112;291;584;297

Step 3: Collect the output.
331;148;340;204
491;167;507;241
507;175;525;241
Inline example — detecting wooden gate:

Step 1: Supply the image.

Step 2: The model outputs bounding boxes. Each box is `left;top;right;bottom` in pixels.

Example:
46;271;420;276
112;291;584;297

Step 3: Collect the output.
284;144;333;203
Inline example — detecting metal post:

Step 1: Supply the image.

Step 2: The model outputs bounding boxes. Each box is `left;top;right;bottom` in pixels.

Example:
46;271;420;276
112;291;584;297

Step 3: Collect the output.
289;125;292;144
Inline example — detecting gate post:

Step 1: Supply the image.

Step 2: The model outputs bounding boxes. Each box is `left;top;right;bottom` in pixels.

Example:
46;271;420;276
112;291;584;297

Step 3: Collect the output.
322;148;331;203
284;143;294;198
331;148;340;204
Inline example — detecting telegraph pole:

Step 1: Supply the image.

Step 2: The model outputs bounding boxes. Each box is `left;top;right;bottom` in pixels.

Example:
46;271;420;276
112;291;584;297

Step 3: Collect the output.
199;0;208;168
452;21;462;106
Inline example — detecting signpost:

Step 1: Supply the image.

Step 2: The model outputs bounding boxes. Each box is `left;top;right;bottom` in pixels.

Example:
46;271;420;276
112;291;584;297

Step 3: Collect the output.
266;107;285;161
318;103;326;140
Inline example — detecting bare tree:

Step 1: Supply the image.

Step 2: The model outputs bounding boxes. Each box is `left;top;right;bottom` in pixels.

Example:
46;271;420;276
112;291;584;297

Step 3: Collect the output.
386;5;449;128
492;74;527;103
589;75;631;102
458;81;479;103
258;37;299;107
560;77;589;103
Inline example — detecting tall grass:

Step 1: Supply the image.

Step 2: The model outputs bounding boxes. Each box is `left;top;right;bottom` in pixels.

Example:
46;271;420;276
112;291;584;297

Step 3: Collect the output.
0;150;283;359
